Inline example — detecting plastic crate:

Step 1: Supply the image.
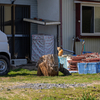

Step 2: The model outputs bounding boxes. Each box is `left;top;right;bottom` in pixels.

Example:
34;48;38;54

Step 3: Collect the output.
78;62;98;74
97;62;100;73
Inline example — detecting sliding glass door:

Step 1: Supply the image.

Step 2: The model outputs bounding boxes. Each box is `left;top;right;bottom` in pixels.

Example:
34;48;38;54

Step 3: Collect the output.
0;4;30;59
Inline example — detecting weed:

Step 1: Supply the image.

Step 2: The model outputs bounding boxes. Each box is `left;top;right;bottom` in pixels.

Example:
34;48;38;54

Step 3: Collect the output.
41;96;57;100
78;92;96;100
0;97;7;100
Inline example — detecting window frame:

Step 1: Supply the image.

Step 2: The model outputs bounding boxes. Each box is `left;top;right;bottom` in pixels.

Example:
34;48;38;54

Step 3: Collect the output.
81;3;100;36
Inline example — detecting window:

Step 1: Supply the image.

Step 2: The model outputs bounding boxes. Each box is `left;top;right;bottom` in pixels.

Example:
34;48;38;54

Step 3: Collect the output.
81;4;100;35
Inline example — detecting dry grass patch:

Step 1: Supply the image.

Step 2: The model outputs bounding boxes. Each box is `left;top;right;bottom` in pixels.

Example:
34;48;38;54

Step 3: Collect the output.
0;85;100;100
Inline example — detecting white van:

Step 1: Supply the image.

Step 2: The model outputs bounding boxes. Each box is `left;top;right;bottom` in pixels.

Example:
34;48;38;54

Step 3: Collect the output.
0;30;10;75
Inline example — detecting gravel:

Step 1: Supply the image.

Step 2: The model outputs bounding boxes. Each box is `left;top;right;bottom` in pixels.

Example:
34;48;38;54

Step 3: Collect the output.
1;83;93;91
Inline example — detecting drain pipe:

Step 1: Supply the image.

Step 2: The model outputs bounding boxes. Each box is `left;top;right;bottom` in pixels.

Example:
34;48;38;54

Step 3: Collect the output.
76;37;85;54
81;40;85;55
60;0;62;47
73;37;76;55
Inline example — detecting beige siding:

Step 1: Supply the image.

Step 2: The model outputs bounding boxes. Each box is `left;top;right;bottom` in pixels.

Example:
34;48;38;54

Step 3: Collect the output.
62;0;75;51
75;38;100;55
37;0;60;54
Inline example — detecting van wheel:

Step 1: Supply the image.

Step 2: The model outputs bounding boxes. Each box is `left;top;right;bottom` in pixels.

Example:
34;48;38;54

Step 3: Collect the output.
0;55;10;76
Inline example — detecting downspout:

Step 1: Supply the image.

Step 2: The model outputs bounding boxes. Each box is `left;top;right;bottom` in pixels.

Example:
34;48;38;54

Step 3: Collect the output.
60;0;62;47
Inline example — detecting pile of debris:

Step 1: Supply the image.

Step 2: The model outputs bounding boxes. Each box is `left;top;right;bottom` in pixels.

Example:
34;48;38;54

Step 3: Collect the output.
68;53;100;71
36;54;59;76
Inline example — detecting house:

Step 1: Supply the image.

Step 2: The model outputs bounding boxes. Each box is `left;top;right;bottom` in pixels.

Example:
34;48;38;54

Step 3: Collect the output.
61;0;100;55
0;0;60;60
1;0;100;61
38;0;100;56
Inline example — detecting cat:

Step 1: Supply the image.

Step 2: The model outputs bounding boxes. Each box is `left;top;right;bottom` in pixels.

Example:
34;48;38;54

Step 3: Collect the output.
25;54;31;63
14;53;18;59
57;47;63;56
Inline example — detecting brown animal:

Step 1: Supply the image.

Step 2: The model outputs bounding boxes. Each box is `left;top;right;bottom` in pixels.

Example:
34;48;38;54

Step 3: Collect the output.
57;47;63;56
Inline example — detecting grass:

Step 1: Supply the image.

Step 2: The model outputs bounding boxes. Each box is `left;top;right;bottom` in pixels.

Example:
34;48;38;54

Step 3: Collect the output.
1;68;100;84
0;68;100;99
0;86;100;100
79;92;96;100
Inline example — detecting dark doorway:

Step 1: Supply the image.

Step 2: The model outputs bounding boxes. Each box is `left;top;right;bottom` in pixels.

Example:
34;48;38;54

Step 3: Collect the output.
0;4;30;59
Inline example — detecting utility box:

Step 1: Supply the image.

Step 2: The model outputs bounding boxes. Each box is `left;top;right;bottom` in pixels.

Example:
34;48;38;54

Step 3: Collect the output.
31;34;54;62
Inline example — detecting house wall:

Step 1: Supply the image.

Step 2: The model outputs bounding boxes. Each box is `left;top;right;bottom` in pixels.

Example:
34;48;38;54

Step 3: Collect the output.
0;0;38;35
37;0;60;54
62;0;100;55
75;2;100;55
62;0;75;53
75;38;100;55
